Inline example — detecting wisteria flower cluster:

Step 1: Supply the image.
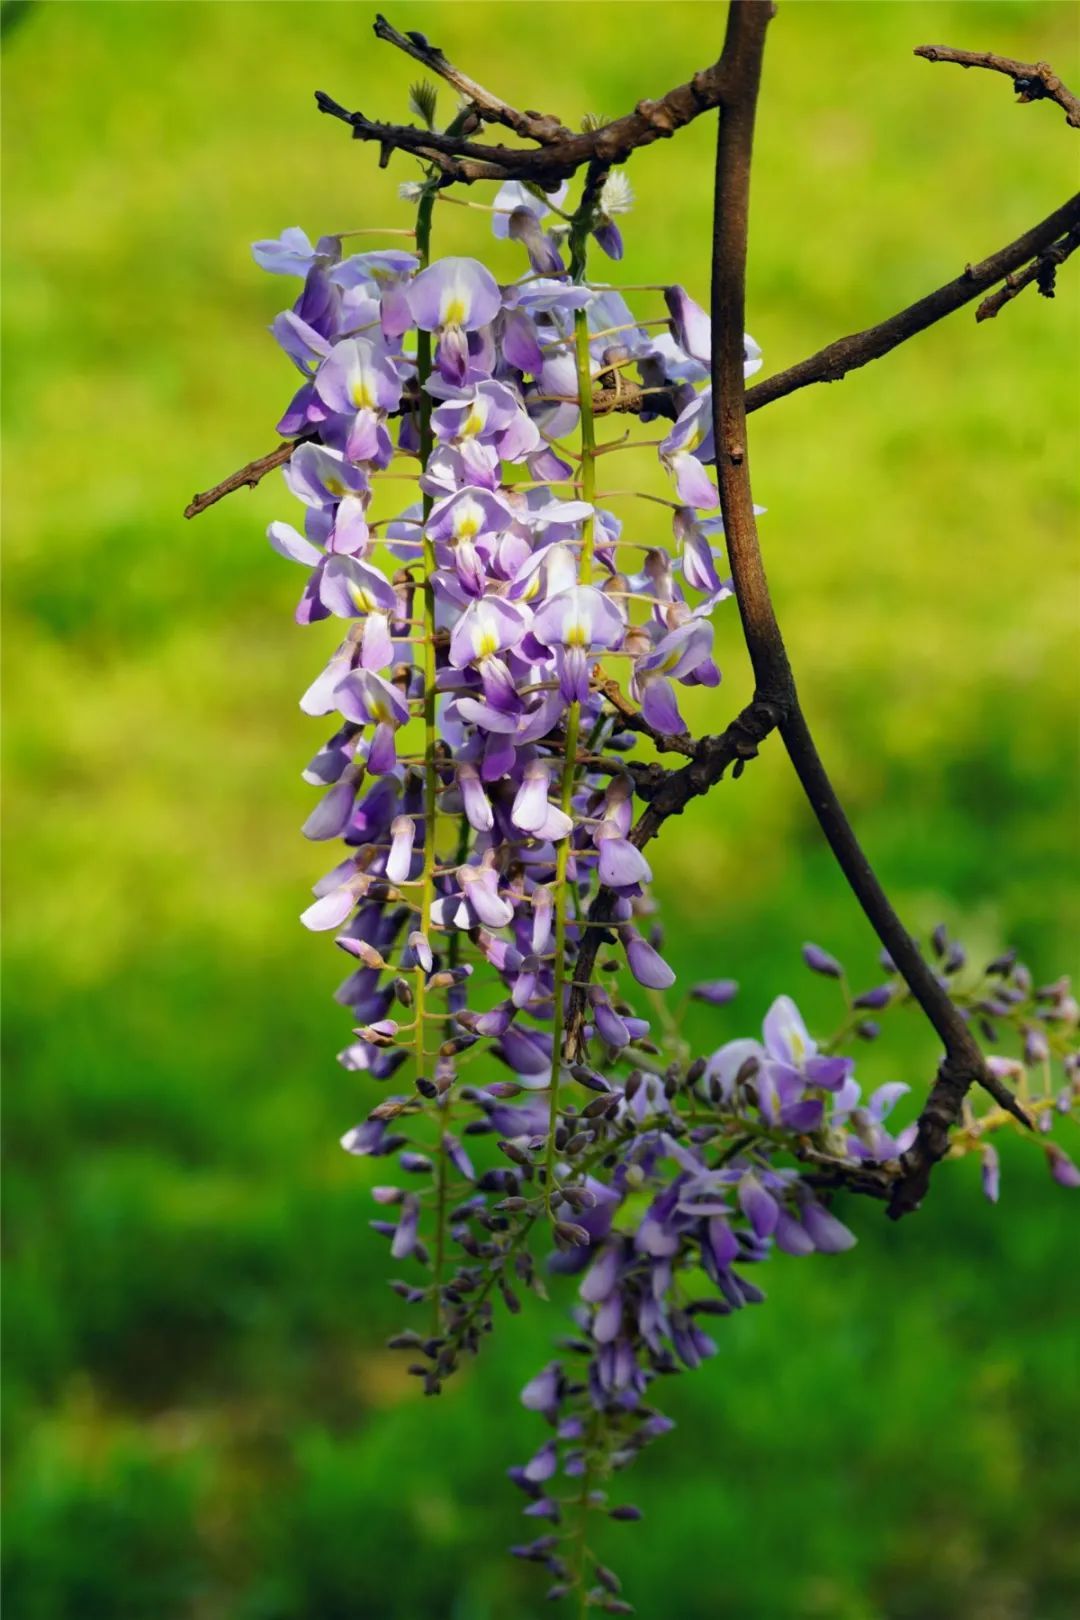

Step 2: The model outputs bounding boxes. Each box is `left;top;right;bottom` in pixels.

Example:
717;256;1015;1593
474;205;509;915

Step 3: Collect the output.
250;156;1079;1610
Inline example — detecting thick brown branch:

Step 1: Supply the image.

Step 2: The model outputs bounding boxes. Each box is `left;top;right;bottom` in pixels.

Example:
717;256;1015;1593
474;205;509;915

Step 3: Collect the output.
914;44;1080;128
708;1;1029;1219
371;14;570;145
975;225;1080;320
745;193;1080;412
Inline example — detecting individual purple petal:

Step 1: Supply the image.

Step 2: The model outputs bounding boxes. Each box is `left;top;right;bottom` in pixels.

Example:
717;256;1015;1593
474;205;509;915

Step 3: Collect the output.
738;1171;778;1238
802;942;844;978
980;1145;1001;1204
533;585;626;652
302;778;357;841
592;220;624;260
252;225;317;276
386;815;416;884
664;284;711;365
501;308;545;374
407;256;502;333
319;556;397;618
443;1131;475;1181
268;520;322;567
508;208;565;275
691;979;739;1006
591;991;631;1050
865;1082;910;1123
390;1194;420;1259
512;760;554;834
531;885;553;955
803;1055;854;1091
598;837;652;890
360;612;394;672
706;1215;739;1269
458;762;494;831
799;1199;857;1252
315;336;402;416
621;927;675;990
520;1363;561;1416
779;1098;824;1132
491;179;568;238
579;1244;620;1304
1047;1145;1080;1188
640;677;686;735
367;721;397;775
853;985;892;1010
459;863;514;928
774;1210;815;1256
300;884;356;932
762;995;816;1067
671;451;719;510
448;594;528;668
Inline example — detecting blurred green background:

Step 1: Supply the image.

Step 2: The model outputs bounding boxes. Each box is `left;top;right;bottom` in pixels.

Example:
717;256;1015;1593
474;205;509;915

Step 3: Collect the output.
3;2;1078;1616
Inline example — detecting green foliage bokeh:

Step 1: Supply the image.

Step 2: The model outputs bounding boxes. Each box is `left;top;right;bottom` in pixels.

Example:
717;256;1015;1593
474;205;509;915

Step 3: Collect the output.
3;3;1078;1617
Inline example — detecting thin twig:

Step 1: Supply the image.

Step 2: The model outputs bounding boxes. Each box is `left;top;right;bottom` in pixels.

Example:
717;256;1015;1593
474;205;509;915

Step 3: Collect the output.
182;379;678;521
371;13;570;145
914;44;1080;128
183;435;315;520
707;2;1029;1220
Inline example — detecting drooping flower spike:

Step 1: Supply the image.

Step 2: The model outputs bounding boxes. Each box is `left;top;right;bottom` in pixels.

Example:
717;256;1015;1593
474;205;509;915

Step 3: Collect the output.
247;163;1078;1614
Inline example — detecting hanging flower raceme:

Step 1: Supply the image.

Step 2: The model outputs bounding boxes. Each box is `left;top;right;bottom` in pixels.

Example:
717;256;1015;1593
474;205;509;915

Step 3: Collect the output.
248;165;1079;1613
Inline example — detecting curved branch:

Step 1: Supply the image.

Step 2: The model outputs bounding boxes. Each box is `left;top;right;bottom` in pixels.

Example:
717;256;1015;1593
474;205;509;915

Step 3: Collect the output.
915;44;1080;128
707;2;1029;1219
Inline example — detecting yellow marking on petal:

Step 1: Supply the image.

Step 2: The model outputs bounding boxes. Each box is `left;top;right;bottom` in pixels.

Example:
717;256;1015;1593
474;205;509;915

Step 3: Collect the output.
326;477;350;497
349;584;377;612
463;404;486;437
476;629;499;659
453;500;482;541
566;622;589;648
443;294;468;327
351;377;376;409
371;699;391;723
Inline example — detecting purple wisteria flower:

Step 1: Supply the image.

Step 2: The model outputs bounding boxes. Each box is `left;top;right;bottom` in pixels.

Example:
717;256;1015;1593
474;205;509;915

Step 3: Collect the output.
248;199;1079;1618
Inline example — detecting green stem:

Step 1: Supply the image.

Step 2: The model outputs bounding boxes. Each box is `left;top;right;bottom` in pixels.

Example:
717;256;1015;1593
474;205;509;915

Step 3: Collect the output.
543;230;600;1213
544;703;582;1212
573;1411;600;1616
413;182;446;1332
